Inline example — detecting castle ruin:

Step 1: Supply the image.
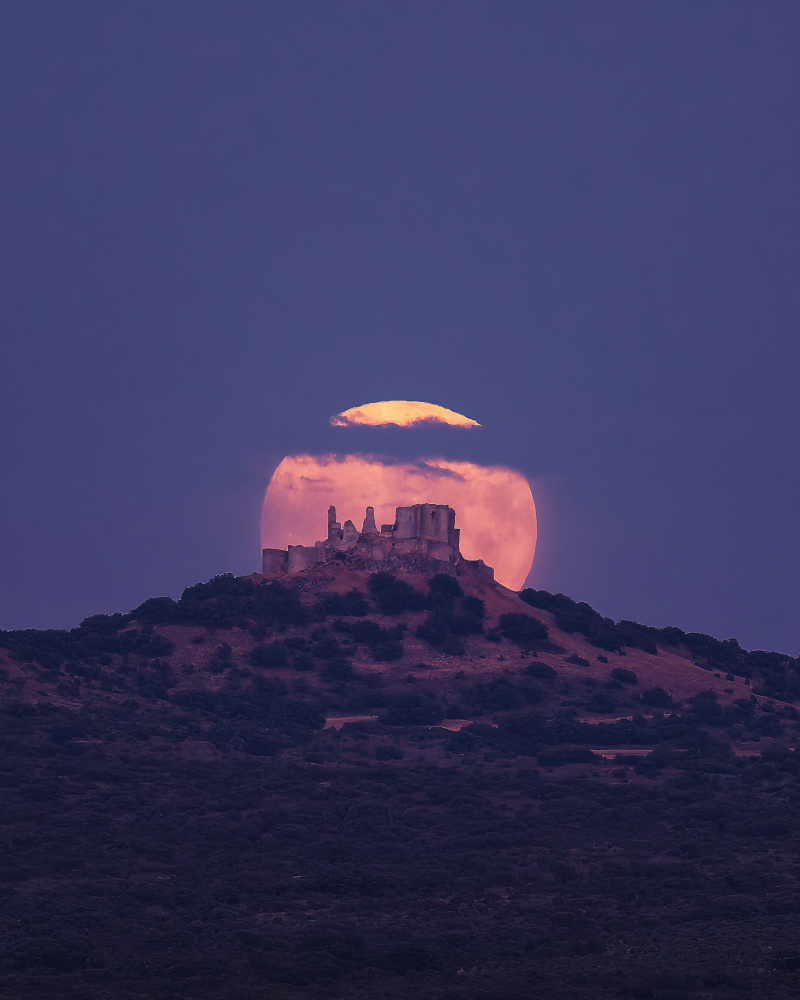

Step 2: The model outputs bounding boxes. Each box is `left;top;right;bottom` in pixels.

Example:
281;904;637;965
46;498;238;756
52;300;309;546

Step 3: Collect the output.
262;503;493;579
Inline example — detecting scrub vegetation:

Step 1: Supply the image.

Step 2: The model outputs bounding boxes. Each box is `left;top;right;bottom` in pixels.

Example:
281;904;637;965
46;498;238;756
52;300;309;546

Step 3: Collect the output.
0;569;799;999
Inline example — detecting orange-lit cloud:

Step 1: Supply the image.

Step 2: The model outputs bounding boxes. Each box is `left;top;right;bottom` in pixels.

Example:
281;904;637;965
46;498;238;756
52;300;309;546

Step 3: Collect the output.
330;400;480;429
261;454;536;590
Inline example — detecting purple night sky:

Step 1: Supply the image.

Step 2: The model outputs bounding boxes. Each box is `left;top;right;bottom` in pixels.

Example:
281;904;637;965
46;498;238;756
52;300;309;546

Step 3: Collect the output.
1;2;799;654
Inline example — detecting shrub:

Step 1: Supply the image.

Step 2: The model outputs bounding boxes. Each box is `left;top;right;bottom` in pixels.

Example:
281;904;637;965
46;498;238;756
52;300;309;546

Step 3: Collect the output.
250;642;290;670
445;611;483;636
566;653;590;667
610;667;638;685
525;662;557;680
380;693;444;726
335;620;404;661
136;633;176;658
518;589;661;653
496;613;550;650
462;595;485;620
688;689;723;721
427;574;463;599
320;658;354;682
313;589;370;618
291;654;316;672
416;613;449;646
463;678;528;713
441;636;465;656
537;746;597;766
311;636;346;660
641;686;671;708
372;639;404;662
131;596;184;624
368;573;427;614
584;693;618;714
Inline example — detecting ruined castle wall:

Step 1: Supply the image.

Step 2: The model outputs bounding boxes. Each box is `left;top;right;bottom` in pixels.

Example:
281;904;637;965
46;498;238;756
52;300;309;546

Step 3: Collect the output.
426;540;458;564
341;520;359;546
264;502;485;579
287;544;321;574
419;504;454;544
262;548;288;575
393;505;419;539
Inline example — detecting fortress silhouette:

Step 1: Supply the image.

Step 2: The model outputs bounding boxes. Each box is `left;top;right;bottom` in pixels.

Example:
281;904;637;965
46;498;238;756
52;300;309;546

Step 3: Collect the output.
262;503;493;579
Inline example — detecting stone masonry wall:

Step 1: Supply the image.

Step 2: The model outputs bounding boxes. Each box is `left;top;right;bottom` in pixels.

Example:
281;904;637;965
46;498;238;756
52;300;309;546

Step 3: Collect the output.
262;502;482;578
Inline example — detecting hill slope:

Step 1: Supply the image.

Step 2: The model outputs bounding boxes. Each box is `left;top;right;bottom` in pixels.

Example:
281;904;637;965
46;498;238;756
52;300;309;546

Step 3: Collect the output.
1;565;799;999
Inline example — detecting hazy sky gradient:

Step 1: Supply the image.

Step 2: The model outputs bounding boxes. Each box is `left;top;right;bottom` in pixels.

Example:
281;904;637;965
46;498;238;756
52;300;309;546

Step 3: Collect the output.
1;2;799;653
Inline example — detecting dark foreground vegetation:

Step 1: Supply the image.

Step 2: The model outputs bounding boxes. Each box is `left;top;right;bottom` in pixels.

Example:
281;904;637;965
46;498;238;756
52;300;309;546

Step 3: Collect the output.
0;575;799;998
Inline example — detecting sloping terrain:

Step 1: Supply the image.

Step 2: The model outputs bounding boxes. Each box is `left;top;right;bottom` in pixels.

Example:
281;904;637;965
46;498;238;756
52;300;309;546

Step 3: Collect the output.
1;564;799;998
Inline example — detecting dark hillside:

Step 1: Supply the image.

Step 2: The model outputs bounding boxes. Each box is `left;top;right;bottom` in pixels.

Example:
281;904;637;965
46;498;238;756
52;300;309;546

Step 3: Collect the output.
0;566;799;998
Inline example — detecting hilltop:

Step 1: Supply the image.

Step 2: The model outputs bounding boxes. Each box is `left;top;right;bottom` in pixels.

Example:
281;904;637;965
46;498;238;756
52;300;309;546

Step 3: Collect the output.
1;556;796;748
1;558;799;999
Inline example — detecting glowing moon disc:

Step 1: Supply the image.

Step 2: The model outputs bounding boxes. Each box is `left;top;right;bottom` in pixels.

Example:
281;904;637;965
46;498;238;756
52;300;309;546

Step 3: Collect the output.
261;454;537;590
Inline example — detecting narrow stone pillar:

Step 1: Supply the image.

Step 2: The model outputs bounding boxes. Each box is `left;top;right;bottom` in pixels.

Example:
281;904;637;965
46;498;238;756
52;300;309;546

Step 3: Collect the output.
327;505;342;542
362;505;378;534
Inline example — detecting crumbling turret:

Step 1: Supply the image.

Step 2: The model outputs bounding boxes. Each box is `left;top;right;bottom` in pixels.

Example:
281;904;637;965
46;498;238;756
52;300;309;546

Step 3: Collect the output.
262;502;491;579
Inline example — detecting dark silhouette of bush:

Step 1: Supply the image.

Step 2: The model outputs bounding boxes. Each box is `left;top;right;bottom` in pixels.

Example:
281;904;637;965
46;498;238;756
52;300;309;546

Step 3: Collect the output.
462;595;485;619
368;573;428;614
379;692;444;725
462;677;540;713
518;591;800;696
641;686;672;708
445;610;483;636
441;635;465;656
250;581;309;628
417;597;482;651
180;573;250;603
313;589;370;618
566;653;590;667
321;658;354;682
525;662;557;680
250;641;290;670
334;620;404;661
311;635;347;660
243;735;280;757
519;590;660;653
0;615;165;670
372;638;404;662
583;692;619;714
130;596;185;624
170;575;310;631
416;613;449;646
291;653;316;672
537;746;597;766
688;689;723;722
611;667;638;685
427;573;463;600
495;613;550;650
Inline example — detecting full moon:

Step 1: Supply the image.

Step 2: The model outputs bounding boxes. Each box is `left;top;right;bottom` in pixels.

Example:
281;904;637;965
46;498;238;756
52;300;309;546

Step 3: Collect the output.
261;402;537;589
